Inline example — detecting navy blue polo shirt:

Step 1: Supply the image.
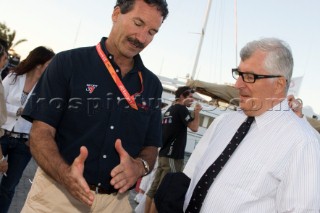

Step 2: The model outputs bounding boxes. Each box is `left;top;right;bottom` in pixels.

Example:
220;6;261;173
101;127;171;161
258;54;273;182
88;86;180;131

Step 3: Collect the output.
22;37;163;192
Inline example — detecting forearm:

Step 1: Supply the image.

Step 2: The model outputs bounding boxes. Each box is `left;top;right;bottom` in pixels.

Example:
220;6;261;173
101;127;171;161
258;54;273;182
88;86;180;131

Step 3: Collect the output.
188;111;200;132
137;146;158;171
30;121;69;184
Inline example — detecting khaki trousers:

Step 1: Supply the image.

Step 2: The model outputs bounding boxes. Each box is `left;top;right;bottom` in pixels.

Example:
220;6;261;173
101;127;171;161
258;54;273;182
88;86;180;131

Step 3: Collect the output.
21;167;132;213
146;157;184;198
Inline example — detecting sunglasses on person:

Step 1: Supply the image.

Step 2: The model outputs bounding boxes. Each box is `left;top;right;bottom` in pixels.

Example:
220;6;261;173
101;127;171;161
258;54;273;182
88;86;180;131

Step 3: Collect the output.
182;89;195;97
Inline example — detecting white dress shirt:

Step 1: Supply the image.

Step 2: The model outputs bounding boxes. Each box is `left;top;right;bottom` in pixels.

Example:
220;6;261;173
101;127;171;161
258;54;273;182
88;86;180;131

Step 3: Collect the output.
1;73;34;134
183;100;320;212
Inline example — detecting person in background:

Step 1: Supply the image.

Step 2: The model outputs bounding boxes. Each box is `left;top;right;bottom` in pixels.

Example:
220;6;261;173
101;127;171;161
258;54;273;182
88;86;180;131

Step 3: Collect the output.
145;86;202;213
21;0;169;212
1;53;21;80
0;44;8;74
288;94;320;135
287;94;304;118
0;43;8;175
0;38;9;80
182;38;320;212
0;46;55;213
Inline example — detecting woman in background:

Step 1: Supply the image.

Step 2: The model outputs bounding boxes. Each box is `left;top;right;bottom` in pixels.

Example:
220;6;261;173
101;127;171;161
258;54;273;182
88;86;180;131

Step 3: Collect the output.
0;44;8;175
0;46;55;213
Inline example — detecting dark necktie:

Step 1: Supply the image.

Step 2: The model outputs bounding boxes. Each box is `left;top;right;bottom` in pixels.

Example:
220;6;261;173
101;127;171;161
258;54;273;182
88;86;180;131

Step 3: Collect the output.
185;116;254;213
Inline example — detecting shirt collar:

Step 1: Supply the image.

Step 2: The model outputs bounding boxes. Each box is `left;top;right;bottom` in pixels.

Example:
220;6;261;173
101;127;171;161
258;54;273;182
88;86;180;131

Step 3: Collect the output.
99;37;145;75
254;99;291;129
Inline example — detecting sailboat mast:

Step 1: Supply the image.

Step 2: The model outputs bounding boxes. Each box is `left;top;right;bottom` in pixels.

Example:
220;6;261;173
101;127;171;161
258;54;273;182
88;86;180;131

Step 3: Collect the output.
73;20;82;48
190;0;213;80
234;0;238;66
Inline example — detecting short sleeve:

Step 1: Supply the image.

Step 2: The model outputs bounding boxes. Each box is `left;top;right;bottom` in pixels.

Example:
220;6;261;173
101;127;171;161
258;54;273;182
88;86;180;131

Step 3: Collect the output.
22;53;71;128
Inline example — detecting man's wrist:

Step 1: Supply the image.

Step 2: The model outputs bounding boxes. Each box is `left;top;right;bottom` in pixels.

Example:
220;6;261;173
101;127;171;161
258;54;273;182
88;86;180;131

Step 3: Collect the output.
137;158;150;176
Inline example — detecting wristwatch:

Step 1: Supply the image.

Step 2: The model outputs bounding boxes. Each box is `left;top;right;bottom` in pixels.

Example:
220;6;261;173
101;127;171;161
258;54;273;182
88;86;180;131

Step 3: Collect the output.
138;158;150;176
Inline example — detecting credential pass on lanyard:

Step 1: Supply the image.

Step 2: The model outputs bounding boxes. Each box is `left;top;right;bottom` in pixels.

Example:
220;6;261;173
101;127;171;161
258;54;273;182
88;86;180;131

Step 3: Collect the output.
96;43;143;110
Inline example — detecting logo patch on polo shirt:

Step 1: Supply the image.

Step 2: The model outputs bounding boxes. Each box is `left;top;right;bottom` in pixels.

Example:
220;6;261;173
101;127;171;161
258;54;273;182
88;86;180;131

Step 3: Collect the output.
86;84;98;94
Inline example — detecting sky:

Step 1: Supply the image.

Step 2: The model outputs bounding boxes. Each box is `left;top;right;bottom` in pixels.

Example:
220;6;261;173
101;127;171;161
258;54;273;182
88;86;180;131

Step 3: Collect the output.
1;0;319;115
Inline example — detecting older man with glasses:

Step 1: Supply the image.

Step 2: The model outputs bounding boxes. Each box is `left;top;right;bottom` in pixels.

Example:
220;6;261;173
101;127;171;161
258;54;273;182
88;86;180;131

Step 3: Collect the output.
175;38;320;213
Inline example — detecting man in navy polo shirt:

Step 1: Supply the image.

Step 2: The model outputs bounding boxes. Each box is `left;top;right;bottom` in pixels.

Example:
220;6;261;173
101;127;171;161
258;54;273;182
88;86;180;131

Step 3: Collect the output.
21;0;168;212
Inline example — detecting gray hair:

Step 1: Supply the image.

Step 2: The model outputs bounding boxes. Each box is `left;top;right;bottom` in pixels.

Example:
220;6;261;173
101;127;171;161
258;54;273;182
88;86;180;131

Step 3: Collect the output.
240;38;294;91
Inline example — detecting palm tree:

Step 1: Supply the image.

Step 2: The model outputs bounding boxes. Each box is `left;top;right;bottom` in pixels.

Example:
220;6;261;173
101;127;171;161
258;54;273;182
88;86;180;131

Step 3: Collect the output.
0;22;27;50
0;22;27;73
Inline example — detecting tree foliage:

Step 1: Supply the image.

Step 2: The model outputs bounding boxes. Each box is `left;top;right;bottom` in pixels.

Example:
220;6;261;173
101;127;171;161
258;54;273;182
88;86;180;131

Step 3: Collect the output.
0;22;27;49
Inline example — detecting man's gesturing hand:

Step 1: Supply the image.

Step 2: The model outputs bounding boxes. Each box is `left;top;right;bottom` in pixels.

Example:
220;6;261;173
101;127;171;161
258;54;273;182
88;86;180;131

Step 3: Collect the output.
110;139;145;193
63;146;94;206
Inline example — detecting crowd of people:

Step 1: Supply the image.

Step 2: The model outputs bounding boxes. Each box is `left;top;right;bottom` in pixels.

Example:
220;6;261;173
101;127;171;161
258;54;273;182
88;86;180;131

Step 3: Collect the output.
0;1;320;213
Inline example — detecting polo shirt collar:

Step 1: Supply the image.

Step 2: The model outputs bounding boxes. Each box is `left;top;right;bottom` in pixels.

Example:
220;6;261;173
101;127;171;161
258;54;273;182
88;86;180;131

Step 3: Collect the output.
99;37;145;75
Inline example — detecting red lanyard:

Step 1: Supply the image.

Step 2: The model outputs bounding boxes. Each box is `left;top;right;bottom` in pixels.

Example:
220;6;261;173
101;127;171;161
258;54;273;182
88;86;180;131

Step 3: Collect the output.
96;43;143;110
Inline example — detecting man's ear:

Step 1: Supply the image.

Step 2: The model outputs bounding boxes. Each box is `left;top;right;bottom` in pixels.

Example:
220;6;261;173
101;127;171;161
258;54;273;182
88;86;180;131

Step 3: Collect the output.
275;76;287;95
179;94;186;100
112;6;121;22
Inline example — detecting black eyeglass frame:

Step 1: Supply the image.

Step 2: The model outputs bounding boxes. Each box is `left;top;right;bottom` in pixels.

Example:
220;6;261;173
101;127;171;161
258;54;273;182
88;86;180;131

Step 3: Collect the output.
232;68;283;83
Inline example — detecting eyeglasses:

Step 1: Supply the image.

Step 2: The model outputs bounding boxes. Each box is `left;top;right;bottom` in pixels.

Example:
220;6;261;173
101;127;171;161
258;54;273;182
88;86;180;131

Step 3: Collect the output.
232;68;282;83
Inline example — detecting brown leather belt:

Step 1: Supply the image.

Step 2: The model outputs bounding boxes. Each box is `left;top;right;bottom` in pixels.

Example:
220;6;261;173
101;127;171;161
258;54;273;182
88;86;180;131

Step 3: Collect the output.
88;184;117;195
4;130;29;139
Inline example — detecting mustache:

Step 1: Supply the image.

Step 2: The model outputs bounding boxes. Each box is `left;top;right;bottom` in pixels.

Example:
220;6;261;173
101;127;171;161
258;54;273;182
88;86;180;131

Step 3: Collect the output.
127;37;145;49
